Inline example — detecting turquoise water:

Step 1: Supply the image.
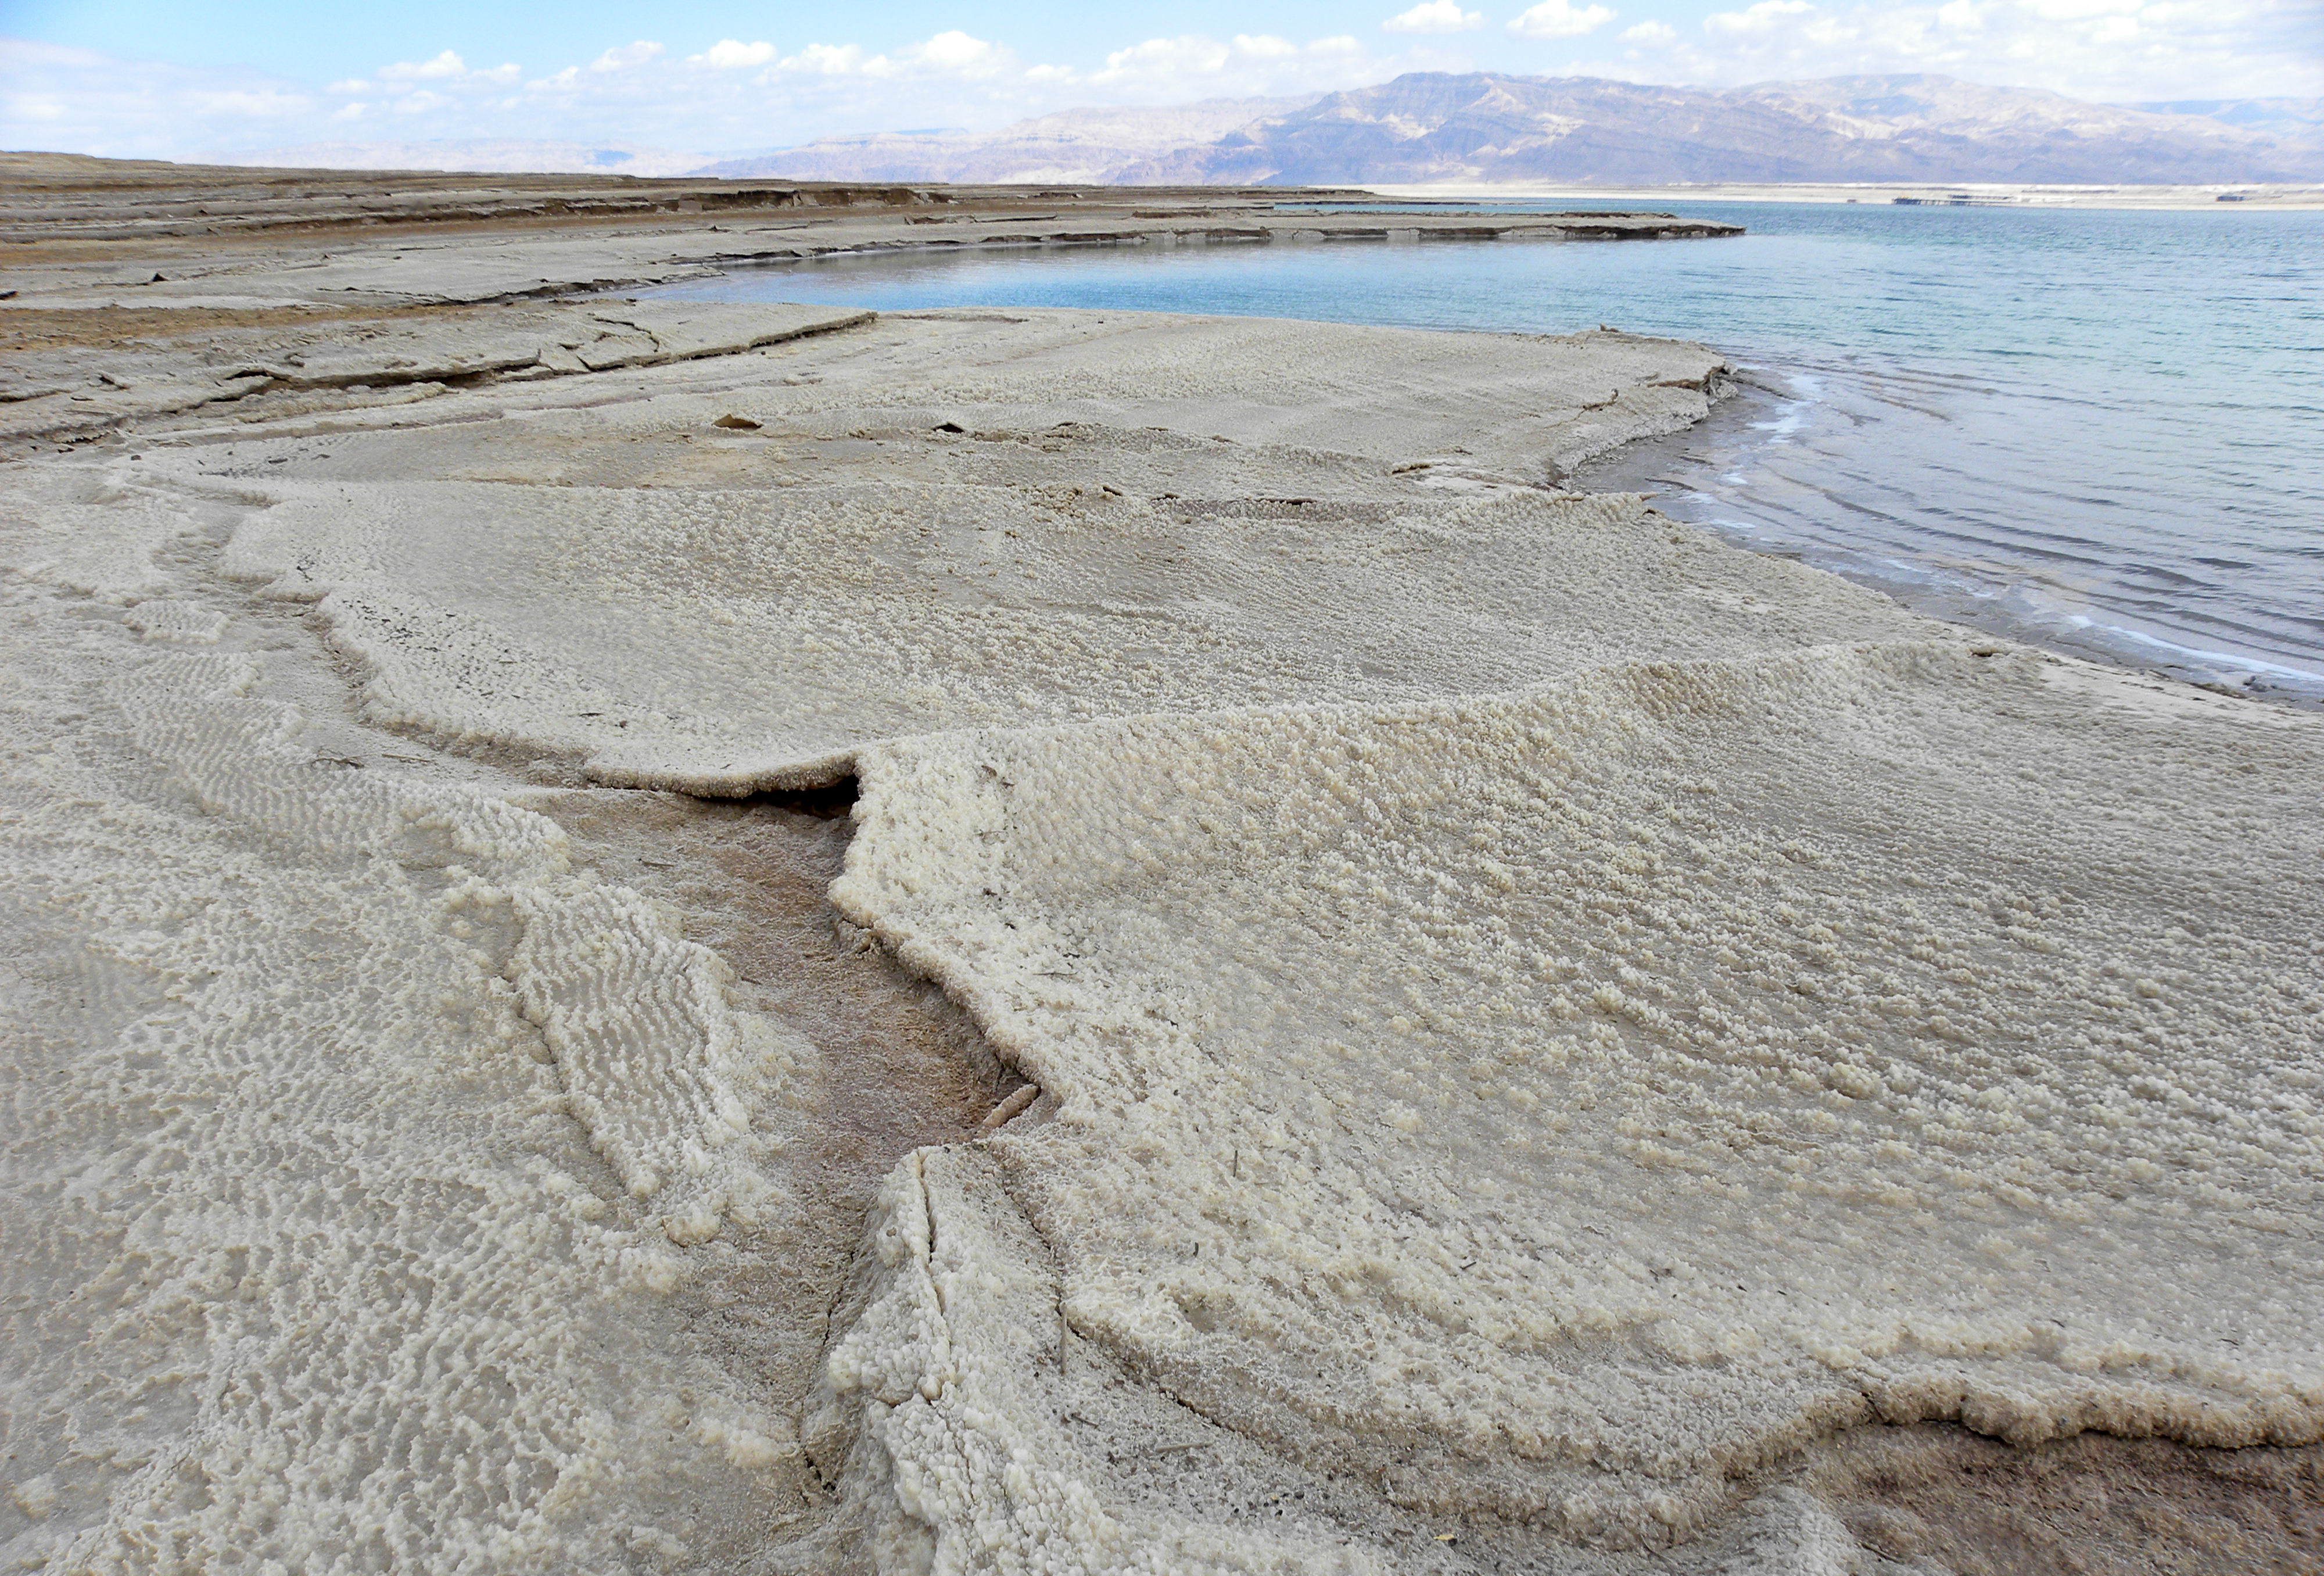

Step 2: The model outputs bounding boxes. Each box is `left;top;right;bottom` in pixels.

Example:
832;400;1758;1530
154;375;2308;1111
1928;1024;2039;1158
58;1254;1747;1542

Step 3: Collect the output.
646;203;2324;700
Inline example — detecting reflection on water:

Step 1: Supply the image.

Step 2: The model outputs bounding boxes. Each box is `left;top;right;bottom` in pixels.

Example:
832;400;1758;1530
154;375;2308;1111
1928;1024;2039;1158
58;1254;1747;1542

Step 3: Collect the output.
645;202;2324;701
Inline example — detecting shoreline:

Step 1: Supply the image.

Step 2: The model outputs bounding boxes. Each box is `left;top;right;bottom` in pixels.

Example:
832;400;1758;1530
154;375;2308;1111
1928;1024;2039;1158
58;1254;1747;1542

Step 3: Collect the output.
1569;374;2324;712
635;237;2324;718
1362;178;2324;210
2;159;2319;1573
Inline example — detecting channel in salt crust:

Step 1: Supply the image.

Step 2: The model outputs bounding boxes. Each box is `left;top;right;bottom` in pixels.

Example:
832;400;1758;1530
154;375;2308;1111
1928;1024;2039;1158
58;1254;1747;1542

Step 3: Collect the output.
833;640;2324;1546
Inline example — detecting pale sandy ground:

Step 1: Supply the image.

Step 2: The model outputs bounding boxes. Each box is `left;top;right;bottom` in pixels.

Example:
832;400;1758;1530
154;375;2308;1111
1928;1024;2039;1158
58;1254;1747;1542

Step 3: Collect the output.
1;163;2318;1574
1367;181;2324;210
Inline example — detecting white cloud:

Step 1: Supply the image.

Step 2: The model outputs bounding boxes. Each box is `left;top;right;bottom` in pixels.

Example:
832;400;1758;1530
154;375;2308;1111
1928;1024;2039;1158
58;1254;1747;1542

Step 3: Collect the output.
1235;34;1303;60
1095;35;1233;81
691;40;776;69
1554;0;2324;102
1509;1;1620;40
378;50;466;82
1384;1;1487;33
355;53;515;94
880;31;1013;78
192;89;312;117
589;41;665;72
0;39;338;157
779;43;867;76
1086;31;1382;96
765;33;1016;81
1706;1;1817;36
1621;20;1681;44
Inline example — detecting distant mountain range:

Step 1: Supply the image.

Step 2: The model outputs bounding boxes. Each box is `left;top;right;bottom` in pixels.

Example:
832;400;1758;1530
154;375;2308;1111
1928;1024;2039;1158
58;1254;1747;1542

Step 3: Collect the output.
694;99;1314;184
210;139;719;178
887;75;2324;186
221;74;2324;187
2135;96;2324;143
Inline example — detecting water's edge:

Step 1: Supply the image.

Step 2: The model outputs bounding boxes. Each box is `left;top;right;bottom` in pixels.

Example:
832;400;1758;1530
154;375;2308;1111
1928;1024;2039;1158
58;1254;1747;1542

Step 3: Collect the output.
1570;371;2322;711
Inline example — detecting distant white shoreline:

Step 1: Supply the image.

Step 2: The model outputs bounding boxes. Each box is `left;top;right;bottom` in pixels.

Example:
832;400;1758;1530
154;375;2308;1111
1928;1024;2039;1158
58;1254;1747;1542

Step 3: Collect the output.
1361;180;2324;210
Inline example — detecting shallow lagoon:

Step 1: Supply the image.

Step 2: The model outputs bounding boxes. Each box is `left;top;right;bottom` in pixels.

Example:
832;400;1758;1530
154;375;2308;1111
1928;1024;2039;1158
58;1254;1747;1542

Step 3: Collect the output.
652;201;2324;700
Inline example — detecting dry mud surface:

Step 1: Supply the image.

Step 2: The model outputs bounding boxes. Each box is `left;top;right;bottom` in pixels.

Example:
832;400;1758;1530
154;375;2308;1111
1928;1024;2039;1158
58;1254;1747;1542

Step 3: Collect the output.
0;167;2318;1574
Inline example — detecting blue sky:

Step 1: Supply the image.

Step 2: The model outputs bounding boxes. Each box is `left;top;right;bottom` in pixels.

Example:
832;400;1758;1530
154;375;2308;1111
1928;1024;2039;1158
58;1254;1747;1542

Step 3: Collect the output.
5;1;2319;160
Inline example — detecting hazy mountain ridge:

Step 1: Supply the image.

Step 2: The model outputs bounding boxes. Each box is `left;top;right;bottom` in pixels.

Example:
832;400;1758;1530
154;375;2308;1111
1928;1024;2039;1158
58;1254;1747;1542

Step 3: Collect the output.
2135;96;2324;142
210;139;720;178
214;76;2322;186
695;98;1317;184
1136;73;2323;186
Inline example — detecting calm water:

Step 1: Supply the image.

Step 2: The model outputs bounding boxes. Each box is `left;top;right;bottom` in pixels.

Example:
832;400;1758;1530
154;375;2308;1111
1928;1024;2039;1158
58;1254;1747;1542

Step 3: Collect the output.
647;203;2324;700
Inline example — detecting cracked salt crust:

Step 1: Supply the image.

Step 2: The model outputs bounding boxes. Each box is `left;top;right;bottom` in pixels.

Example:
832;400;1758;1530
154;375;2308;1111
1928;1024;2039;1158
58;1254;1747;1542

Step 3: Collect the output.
6;298;2321;1572
813;1147;1383;1574
833;641;2324;1546
188;315;1888;796
1;475;813;1568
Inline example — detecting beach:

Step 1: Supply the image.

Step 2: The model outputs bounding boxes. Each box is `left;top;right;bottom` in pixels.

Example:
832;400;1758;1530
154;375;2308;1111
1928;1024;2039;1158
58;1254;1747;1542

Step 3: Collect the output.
2;162;2319;1574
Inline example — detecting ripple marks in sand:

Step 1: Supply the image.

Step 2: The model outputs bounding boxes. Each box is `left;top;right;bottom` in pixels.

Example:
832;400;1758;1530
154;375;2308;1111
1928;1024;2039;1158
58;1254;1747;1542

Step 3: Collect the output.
2;656;801;1573
109;650;804;1241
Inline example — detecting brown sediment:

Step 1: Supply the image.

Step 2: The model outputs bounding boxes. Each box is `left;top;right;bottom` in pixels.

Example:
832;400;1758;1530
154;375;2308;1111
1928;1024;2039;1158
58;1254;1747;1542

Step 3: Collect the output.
1796;1425;2323;1576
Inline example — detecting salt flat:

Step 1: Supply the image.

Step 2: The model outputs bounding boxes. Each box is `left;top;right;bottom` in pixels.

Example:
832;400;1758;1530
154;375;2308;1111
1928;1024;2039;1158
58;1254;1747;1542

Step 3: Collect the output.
1;163;2317;1574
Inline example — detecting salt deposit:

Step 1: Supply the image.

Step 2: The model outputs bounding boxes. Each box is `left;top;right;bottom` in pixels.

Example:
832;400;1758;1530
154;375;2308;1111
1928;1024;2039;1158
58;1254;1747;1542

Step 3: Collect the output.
0;581;808;1569
3;177;2320;1571
832;642;2323;1553
198;314;1821;794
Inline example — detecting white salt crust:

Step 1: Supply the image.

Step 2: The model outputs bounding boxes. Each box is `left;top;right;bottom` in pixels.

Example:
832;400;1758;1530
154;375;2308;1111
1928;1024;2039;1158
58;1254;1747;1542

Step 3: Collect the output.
111;650;800;1241
6;313;1791;1575
1;487;810;1566
8;307;2322;1571
832;642;2324;1548
813;1147;1383;1575
121;599;229;643
227;479;1888;793
0;468;203;603
187;316;1856;800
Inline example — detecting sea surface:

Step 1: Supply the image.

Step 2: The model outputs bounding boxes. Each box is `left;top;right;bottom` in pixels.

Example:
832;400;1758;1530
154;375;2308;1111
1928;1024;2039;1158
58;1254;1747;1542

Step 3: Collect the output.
647;203;2324;701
